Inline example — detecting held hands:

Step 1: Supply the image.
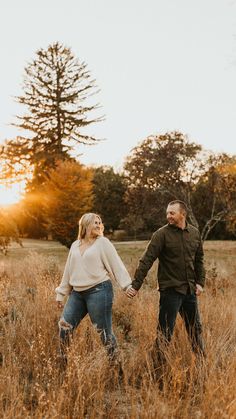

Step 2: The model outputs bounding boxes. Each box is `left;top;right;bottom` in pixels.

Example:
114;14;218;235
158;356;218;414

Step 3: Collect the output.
126;284;204;298
126;286;138;299
195;283;204;296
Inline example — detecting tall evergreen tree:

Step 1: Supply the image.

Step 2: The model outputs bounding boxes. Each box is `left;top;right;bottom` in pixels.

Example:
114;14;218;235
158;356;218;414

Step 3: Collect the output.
4;42;102;185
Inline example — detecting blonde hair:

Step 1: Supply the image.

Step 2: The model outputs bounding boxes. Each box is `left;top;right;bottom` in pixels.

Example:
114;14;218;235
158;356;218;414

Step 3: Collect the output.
78;213;102;240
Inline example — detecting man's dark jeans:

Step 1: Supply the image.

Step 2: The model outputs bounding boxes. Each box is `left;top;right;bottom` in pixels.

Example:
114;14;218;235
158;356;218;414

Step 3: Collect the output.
158;288;205;355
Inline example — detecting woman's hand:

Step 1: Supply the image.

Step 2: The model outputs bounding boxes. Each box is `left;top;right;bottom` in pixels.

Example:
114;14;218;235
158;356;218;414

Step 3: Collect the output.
57;301;64;309
195;284;204;296
126;287;138;299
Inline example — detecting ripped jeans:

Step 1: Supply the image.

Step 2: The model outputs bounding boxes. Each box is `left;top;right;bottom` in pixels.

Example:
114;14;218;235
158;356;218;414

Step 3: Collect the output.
59;280;117;359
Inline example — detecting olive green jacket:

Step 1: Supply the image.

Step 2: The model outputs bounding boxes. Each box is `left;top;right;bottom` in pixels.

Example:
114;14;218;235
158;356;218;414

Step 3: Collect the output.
132;223;205;294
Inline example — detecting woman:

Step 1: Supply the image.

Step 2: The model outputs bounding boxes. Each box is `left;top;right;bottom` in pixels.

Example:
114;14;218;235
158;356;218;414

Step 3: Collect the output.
56;213;132;361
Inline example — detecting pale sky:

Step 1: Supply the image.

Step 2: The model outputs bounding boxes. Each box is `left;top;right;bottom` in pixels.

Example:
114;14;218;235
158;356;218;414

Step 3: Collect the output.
1;0;236;173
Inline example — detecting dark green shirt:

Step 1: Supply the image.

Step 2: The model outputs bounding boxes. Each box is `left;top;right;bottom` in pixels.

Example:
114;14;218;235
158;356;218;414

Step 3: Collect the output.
132;223;205;294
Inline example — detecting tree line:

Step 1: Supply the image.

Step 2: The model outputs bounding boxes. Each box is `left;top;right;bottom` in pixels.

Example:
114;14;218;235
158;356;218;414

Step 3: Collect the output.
0;42;235;253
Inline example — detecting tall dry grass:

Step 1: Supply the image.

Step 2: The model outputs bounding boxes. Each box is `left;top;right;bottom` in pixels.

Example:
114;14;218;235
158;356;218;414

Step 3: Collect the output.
0;244;236;418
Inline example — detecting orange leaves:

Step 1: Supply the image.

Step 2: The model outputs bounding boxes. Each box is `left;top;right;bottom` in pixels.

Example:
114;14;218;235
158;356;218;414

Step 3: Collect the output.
42;160;94;247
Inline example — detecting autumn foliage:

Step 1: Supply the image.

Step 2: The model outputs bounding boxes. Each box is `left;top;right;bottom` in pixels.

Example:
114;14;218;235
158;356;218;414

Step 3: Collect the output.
42;160;94;247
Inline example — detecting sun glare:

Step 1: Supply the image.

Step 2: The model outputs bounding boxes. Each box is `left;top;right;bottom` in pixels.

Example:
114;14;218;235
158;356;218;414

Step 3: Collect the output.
0;182;24;207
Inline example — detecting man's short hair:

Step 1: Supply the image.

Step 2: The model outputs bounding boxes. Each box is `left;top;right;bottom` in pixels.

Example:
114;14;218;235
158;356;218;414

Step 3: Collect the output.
168;200;188;215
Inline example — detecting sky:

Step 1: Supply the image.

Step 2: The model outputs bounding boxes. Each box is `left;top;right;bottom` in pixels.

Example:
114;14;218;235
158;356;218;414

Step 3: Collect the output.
0;0;236;177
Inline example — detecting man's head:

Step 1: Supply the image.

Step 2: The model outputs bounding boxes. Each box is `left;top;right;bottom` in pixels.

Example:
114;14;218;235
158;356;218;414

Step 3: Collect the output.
166;200;188;229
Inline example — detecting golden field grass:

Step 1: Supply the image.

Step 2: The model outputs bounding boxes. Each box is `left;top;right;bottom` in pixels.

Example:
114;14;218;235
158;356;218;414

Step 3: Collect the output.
0;240;236;418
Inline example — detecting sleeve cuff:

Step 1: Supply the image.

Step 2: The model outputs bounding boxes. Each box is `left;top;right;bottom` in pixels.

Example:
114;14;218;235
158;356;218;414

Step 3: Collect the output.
123;284;132;291
56;293;65;302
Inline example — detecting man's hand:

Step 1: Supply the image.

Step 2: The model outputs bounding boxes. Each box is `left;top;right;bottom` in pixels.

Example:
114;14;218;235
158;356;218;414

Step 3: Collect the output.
195;283;204;296
57;301;64;309
126;287;138;299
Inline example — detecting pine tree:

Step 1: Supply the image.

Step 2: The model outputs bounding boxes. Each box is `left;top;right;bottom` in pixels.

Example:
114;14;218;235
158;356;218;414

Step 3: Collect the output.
5;42;102;184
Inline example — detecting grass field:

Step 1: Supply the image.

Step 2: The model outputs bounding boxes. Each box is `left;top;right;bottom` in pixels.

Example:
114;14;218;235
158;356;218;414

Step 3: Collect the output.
0;239;236;418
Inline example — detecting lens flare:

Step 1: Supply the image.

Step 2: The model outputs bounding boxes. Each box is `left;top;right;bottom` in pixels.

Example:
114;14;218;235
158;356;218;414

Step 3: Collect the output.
0;182;24;207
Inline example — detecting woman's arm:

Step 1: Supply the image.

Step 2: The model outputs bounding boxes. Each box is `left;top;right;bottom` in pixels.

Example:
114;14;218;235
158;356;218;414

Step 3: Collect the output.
55;248;73;301
101;237;132;290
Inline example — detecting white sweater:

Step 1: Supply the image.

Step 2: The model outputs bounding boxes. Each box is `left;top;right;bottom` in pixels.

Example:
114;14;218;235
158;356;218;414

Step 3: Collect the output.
55;236;132;301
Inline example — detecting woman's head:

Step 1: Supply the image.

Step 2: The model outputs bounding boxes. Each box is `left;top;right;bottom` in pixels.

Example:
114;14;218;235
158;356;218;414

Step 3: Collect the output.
78;213;103;240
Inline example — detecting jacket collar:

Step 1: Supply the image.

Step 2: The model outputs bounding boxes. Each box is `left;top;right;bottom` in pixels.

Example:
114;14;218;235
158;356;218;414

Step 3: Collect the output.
168;221;189;232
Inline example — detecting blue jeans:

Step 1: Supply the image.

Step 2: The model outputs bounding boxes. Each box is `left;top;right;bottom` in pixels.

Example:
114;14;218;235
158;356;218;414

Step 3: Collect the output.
158;288;205;355
59;280;117;358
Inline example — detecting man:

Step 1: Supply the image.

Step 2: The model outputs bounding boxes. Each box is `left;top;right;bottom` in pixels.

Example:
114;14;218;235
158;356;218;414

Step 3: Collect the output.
126;200;205;356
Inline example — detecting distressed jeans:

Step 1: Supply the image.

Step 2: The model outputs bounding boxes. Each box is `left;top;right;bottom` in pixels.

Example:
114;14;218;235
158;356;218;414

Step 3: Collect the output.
59;280;117;359
157;288;205;355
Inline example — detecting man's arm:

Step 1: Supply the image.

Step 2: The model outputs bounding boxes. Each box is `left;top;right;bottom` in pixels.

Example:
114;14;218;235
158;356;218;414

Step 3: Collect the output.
131;230;164;291
195;235;205;289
